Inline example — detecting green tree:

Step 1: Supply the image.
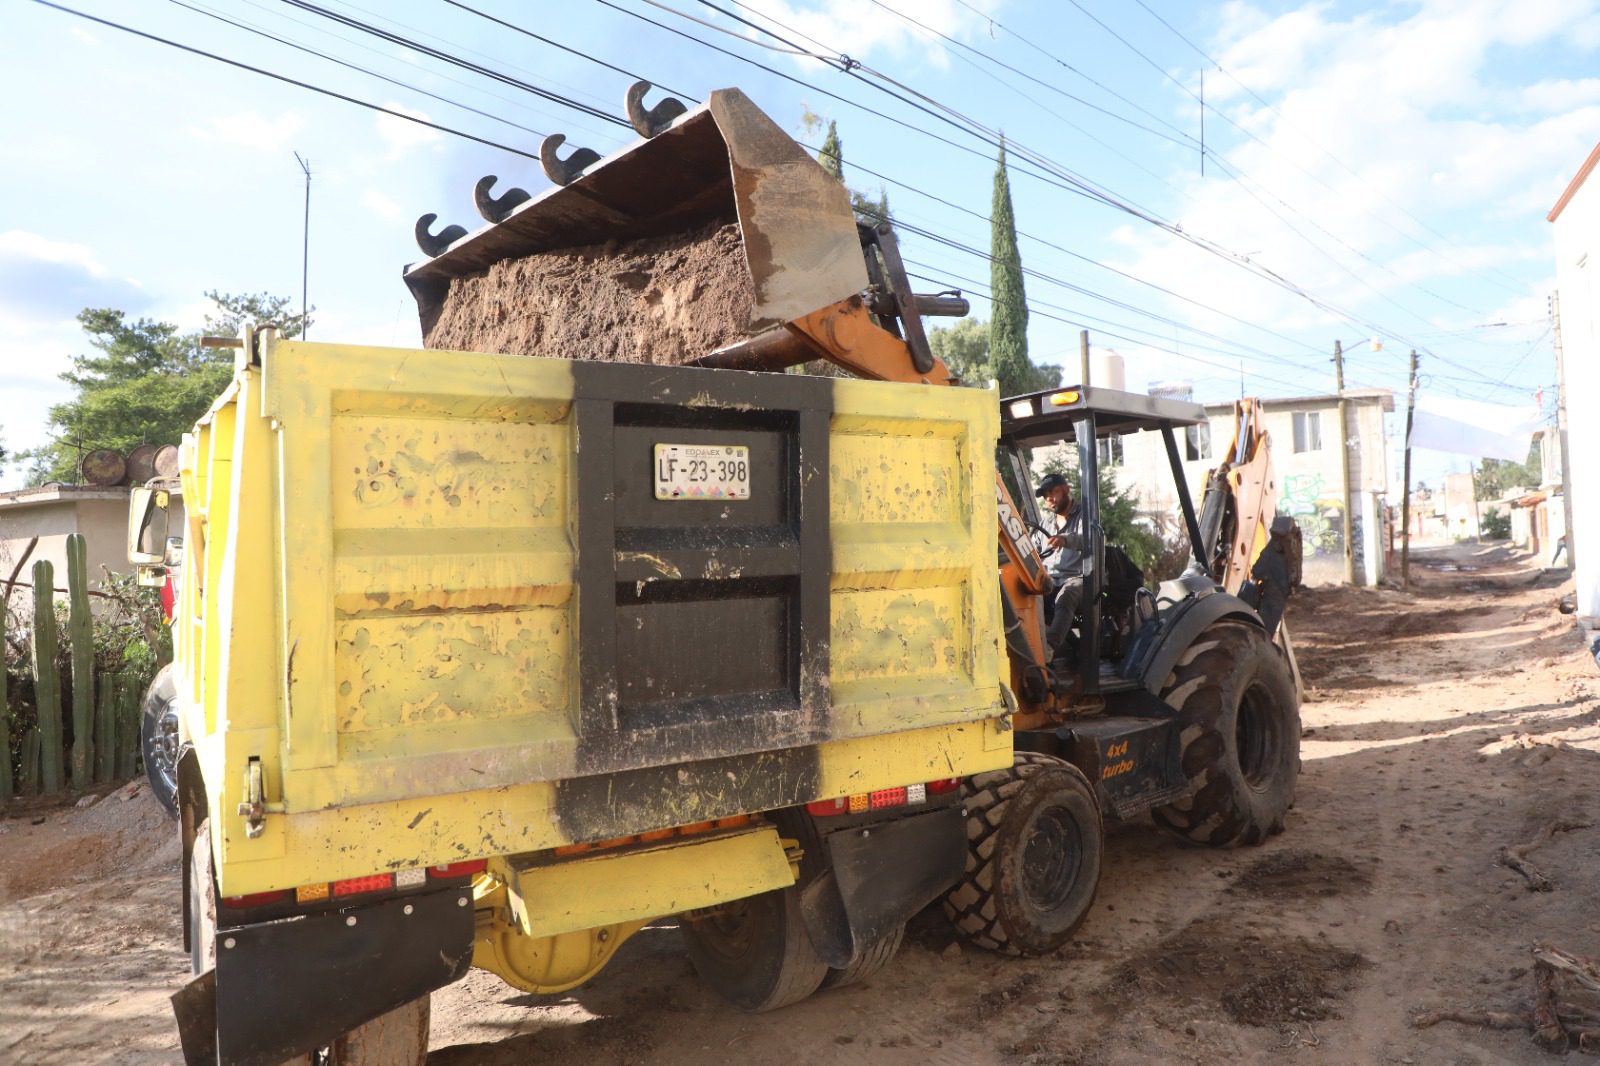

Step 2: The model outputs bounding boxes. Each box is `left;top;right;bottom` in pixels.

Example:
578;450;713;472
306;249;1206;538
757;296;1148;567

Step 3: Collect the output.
24;292;309;484
807;115;891;224
928;317;992;386
1472;443;1541;501
989;139;1055;397
818;120;843;182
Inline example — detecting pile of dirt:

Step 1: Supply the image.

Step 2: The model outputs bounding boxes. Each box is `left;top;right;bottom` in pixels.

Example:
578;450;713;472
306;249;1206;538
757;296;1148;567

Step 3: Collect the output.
0;781;177;902
1227;849;1374;900
1106;917;1367;1028
423;222;757;366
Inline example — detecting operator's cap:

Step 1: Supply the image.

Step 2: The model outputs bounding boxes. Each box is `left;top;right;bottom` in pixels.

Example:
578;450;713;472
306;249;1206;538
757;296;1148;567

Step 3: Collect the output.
1035;473;1069;498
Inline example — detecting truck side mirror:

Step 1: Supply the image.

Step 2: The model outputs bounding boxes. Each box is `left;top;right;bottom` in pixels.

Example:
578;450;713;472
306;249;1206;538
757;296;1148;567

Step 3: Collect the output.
128;486;169;565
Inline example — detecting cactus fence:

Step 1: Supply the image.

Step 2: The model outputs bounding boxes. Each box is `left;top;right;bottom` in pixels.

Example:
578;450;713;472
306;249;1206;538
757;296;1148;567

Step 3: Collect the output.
1;533;146;805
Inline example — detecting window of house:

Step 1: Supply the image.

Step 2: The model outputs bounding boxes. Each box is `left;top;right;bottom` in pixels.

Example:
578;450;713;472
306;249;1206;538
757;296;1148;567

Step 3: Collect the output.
1186;423;1212;462
1096;435;1123;468
1292;411;1321;453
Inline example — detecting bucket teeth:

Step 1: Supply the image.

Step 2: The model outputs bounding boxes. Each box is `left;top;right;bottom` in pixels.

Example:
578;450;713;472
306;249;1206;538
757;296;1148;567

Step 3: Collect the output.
625;80;687;138
414;213;468;258
540;134;601;187
474;176;531;223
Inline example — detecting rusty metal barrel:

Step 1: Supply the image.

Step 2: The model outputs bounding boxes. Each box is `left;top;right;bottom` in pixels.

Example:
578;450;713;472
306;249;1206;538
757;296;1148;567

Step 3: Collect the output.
80;449;126;487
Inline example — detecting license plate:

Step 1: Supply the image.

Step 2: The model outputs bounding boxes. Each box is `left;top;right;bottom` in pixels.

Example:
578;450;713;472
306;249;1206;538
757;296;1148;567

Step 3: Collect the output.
653;443;751;500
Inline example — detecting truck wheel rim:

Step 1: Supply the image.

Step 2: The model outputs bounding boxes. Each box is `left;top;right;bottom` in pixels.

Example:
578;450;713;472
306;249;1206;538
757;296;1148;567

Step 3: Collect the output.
1021;806;1082;911
1237;683;1276;791
151;696;180;792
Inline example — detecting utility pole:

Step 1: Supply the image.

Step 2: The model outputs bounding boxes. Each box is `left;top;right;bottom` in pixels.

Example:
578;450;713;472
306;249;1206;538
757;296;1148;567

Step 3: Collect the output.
1469;462;1482;536
1334;340;1356;585
1552;291;1576;569
1079;329;1091;387
295;152;311;339
1400;349;1419;587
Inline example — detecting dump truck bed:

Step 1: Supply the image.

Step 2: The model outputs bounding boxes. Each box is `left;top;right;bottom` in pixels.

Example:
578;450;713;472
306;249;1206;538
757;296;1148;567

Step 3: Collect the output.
180;332;1008;894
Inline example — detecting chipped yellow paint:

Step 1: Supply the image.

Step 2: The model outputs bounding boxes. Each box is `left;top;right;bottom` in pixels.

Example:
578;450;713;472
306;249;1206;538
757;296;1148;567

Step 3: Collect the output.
173;331;1010;897
827;378;1004;737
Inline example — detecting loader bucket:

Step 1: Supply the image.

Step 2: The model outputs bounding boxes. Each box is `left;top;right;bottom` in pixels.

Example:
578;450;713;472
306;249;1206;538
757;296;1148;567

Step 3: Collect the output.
402;87;868;342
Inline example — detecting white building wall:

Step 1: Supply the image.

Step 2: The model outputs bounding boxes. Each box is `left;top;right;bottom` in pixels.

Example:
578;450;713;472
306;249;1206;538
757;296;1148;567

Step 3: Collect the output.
1553;162;1600;618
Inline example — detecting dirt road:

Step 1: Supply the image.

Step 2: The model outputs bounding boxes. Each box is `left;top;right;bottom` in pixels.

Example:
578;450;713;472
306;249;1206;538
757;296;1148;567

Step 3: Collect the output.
5;542;1597;1065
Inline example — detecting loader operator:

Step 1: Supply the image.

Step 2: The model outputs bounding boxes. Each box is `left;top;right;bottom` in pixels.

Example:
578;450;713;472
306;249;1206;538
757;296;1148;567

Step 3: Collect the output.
1036;473;1085;664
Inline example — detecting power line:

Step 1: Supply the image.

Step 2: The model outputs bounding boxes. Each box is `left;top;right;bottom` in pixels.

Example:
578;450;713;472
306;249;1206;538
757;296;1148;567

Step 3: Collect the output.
1124;0;1529;296
273;0;630;128
165;0;552;141
631;0;1482;376
30;0;547;157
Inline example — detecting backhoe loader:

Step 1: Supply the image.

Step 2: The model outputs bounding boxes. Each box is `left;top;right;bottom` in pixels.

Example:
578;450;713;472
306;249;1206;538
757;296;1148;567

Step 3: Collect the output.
140;82;1299;1064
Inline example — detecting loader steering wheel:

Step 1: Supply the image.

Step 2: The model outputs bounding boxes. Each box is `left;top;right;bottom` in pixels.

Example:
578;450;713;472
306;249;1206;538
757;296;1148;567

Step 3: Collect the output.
1028;520;1060;561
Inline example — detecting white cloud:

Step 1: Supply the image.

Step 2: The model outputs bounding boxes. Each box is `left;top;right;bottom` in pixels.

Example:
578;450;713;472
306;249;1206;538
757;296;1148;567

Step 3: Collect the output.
376;104;441;160
189;110;304;151
1513;77;1600;113
0;231;105;277
362;189;404;222
1103;0;1600;361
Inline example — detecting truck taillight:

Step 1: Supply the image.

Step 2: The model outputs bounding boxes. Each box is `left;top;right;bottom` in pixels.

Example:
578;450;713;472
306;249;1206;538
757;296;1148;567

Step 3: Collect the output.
332;873;393;897
927;777;961;795
429;860;487;879
868;787;907;809
807;780;945;817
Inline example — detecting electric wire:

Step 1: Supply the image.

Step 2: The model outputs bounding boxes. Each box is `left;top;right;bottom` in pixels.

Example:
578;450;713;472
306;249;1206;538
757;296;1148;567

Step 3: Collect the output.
166;0;552;141
1125;0;1530;296
29;0;548;158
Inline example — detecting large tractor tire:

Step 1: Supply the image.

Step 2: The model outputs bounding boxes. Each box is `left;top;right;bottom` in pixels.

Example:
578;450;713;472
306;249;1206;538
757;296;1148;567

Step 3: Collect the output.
680;885;829;1012
942;752;1103;956
189;820;429;1064
1151;620;1300;847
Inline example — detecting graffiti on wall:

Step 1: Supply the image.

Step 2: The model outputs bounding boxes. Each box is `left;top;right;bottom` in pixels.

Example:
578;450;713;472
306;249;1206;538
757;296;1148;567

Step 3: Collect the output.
1278;473;1346;559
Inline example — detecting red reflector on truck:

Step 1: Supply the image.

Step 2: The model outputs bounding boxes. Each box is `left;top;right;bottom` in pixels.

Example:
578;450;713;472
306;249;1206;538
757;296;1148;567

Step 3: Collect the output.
806;797;849;816
927;778;961;795
331;873;393;897
429;860;487;879
869;787;907;810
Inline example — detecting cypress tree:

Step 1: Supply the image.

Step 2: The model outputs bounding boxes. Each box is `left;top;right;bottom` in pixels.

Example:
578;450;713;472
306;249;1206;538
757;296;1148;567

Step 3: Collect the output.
990;137;1032;398
819;121;844;182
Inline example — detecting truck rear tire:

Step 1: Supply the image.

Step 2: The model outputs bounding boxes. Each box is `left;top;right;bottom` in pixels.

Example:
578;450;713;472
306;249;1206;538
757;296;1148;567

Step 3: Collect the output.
1151;621;1299;846
680;886;828;1012
142;664;180;819
942;752;1103;956
819;922;904;990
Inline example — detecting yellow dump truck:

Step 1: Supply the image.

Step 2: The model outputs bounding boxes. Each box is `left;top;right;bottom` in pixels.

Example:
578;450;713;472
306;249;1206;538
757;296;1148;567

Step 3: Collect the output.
130;324;1010;1064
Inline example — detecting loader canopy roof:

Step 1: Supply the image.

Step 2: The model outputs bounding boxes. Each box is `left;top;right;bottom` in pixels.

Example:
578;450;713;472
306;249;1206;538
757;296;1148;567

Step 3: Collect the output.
999;384;1208;449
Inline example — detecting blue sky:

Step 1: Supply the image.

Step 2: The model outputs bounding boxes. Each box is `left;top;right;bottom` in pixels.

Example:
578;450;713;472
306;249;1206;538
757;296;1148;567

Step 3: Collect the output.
2;0;1597;492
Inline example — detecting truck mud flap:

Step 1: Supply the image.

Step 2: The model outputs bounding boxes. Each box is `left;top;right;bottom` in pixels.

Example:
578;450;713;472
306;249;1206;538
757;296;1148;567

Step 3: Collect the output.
799;805;964;968
174;884;474;1066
